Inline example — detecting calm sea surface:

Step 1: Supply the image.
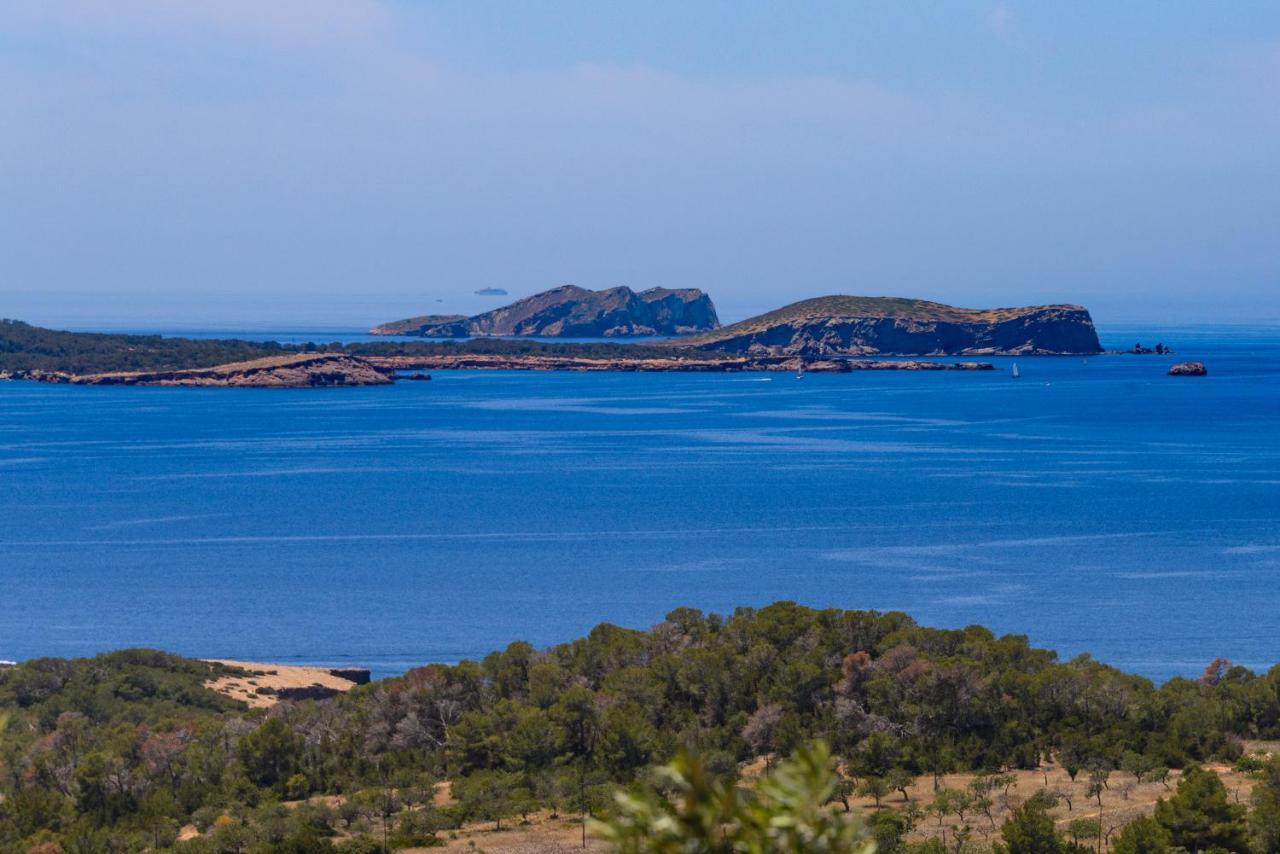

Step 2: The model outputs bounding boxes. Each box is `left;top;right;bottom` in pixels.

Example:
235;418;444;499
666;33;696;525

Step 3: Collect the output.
3;326;1278;682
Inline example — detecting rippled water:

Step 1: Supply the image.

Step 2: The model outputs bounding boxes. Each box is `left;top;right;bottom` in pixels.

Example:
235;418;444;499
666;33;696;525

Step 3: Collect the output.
2;326;1278;681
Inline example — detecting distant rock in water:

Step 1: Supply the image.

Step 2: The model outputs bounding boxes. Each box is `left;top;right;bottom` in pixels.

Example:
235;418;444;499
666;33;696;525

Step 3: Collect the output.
1121;342;1173;355
679;296;1103;357
371;285;720;338
474;287;508;296
1169;362;1207;376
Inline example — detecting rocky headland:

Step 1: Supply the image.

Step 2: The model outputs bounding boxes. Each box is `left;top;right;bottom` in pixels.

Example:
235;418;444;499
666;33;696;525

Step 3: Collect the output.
368;314;468;336
679;296;1103;356
371;285;720;338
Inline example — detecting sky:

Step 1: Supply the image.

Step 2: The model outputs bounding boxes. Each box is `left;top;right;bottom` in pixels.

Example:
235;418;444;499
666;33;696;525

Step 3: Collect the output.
2;1;1278;329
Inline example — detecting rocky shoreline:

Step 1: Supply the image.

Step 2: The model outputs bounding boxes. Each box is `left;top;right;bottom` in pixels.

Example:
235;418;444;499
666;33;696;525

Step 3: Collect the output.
367;354;996;373
1;352;996;386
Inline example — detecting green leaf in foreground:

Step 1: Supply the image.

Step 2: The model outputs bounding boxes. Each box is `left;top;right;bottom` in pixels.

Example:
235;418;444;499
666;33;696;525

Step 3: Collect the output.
591;741;873;853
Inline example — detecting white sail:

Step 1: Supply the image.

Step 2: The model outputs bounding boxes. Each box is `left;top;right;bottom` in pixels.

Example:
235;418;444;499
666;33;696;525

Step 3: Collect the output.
1012;363;1021;378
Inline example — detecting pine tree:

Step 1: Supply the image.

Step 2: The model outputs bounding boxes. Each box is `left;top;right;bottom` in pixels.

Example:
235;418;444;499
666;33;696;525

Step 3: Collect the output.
1152;766;1247;853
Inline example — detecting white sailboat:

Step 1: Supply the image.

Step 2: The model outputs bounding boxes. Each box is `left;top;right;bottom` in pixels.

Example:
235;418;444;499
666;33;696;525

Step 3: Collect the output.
796;363;805;379
1011;363;1021;379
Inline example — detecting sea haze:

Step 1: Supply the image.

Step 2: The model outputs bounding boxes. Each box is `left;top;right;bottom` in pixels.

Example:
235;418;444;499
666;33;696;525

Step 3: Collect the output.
1;326;1278;682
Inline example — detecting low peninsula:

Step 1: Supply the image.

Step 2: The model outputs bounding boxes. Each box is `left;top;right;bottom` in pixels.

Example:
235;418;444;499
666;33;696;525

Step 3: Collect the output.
31;353;394;387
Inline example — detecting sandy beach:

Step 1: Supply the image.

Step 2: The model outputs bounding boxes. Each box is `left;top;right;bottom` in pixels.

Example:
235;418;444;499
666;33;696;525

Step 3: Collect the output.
203;659;368;708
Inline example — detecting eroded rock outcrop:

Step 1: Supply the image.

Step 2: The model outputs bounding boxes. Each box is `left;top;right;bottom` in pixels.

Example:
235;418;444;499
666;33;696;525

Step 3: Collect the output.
1168;362;1207;376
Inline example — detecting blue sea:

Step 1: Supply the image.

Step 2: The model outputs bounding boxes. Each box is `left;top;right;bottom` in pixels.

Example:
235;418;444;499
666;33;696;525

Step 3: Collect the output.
2;326;1278;683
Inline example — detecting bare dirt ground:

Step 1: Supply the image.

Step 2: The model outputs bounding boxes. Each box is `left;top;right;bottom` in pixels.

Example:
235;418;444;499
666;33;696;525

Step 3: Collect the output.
184;751;1270;853
419;743;1276;853
203;659;363;708
879;758;1258;850
431;814;607;853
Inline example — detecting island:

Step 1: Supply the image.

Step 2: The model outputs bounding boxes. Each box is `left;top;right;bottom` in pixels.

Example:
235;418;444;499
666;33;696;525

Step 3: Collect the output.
679;295;1104;356
371;285;720;338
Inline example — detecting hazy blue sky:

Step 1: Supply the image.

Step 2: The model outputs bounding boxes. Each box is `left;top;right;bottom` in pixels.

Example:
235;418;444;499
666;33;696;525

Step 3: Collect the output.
3;2;1278;328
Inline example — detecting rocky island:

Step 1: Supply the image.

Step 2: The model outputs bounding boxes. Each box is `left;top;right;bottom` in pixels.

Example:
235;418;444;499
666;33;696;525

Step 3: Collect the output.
371;285;720;338
679;296;1103;356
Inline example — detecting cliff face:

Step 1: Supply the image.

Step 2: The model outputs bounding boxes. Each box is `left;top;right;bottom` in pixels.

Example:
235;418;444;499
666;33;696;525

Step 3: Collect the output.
371;286;719;338
681;297;1102;356
636;288;721;334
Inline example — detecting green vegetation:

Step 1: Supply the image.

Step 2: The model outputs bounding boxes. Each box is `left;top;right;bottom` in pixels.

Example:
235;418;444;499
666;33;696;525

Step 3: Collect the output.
1152;766;1248;852
0;320;298;374
593;742;873;853
4;602;1280;852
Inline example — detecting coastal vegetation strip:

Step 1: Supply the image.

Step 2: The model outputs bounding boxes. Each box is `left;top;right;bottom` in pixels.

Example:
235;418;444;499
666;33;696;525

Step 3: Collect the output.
2;602;1277;851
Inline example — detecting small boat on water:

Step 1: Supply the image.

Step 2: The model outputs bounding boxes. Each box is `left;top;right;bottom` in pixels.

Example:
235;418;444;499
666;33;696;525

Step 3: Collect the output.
1011;363;1021;379
796;364;805;379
